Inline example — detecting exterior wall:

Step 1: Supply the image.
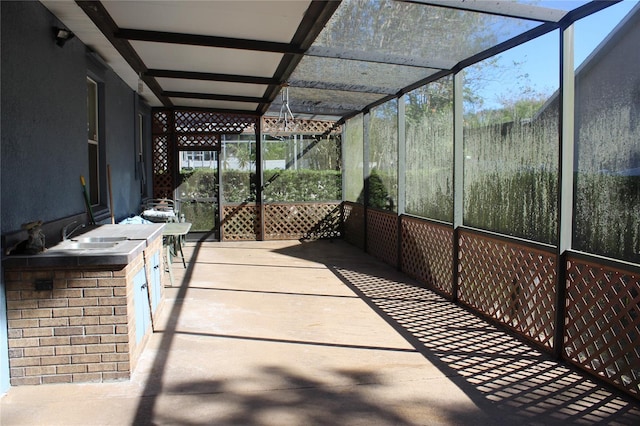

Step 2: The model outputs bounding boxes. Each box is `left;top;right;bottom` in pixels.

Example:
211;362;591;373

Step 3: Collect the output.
0;268;9;393
0;1;151;233
1;2;155;393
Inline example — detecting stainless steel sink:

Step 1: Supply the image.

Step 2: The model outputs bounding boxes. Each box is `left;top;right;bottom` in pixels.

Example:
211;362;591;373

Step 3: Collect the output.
71;237;128;243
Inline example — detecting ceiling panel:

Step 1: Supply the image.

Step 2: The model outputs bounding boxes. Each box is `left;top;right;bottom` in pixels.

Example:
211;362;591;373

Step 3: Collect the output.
130;41;284;77
169;98;260;111
157;79;267;98
102;0;311;42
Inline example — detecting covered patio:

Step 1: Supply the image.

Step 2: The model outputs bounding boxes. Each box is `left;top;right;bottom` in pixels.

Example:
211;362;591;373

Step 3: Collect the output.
2;240;639;425
2;0;640;418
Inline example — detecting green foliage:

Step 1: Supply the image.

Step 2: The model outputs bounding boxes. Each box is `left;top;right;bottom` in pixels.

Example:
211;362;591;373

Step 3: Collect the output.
180;201;217;231
573;105;640;262
344;115;365;203
365;169;396;210
369;102;398;212
221;169;341;203
263;139;287;161
178;169;218;199
464;95;548;127
465;169;558;244
574;174;640;262
405;77;454;222
263;169;341;202
221;169;255;203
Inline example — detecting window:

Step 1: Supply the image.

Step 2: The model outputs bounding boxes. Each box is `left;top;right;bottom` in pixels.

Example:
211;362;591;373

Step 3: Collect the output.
87;78;100;206
138;113;147;197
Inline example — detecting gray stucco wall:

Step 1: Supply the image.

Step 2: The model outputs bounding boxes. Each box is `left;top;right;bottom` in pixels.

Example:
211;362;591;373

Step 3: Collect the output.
1;1;154;394
1;1;151;234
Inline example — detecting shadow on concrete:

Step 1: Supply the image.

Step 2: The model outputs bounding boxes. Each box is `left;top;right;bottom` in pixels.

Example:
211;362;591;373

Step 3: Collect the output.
129;238;640;425
272;239;640;425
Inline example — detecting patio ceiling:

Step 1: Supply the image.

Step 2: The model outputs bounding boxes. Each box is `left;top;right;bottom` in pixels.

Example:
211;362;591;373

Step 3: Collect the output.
41;0;612;123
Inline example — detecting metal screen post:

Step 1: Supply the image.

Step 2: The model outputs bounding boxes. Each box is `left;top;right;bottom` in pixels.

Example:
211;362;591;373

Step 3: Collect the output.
256;120;264;241
554;24;575;359
397;95;407;269
363;111;370;252
452;72;464;302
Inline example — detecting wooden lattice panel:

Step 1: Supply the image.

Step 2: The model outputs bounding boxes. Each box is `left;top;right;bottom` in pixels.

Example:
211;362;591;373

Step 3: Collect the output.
176;134;221;150
175;110;257;133
264;202;341;240
564;256;640;397
261;117;341;135
400;216;455;297
221;204;260;241
458;231;557;350
151;134;173;199
343;202;365;249
367;209;398;268
152;110;169;134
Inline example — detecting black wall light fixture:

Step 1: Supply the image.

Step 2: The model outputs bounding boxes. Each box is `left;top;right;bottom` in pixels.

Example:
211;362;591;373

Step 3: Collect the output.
54;27;75;47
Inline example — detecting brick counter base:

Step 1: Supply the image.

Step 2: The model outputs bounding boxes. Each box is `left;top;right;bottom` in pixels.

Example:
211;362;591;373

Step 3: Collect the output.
4;240;164;386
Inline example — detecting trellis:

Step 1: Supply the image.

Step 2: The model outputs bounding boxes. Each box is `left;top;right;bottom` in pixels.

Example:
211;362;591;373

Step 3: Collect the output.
152;110;341;241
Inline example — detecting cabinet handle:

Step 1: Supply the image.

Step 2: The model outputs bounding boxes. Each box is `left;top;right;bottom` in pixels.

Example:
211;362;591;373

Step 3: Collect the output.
141;283;147;289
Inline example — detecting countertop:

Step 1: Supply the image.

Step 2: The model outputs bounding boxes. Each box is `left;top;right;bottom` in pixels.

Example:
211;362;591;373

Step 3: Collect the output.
2;223;165;268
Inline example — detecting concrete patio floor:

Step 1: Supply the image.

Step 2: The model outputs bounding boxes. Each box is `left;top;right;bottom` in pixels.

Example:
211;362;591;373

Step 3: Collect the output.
2;239;639;425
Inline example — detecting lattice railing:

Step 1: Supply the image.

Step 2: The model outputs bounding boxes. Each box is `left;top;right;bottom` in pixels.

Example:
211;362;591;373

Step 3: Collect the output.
458;230;557;350
152;110;169;134
400;217;455;297
367;209;398;268
152;109;258;199
261;117;341;135
151;134;173;199
564;255;640;397
264;202;341;240
176;134;220;150
221;203;260;241
175;110;257;133
343;202;365;249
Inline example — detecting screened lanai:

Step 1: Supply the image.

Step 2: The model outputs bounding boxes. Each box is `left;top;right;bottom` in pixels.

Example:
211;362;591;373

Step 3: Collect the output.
39;0;640;402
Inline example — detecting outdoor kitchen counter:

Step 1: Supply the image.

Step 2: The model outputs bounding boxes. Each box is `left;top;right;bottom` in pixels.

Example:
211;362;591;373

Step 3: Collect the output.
2;223;165;268
2;223;167;386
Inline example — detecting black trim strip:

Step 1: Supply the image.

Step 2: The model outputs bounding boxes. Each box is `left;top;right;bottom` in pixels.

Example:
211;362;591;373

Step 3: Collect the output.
164;91;268;104
147;69;278;86
116;28;303;54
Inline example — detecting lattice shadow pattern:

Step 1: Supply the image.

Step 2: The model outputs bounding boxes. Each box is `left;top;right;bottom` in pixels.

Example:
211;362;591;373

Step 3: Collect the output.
565;256;640;398
332;264;640;424
458;231;557;350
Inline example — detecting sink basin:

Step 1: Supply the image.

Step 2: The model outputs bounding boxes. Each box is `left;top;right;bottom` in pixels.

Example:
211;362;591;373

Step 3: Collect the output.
71;237;128;243
63;242;120;250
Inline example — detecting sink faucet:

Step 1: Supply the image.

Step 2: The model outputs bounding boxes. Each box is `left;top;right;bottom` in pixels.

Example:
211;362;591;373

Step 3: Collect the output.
61;221;85;240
